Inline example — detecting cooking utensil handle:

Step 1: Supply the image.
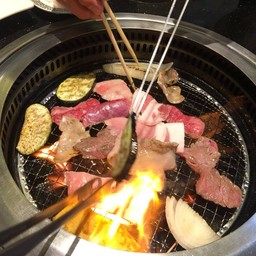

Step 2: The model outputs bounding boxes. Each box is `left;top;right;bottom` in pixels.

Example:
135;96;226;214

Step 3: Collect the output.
0;178;111;255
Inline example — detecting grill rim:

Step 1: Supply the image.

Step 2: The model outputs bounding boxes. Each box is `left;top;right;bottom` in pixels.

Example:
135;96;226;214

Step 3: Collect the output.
0;13;256;256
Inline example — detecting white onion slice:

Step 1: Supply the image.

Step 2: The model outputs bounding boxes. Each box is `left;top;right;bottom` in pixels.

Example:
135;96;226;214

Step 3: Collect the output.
165;196;220;249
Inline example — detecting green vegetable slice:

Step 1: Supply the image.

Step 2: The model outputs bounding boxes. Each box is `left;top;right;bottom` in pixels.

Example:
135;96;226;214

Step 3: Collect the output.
56;73;96;102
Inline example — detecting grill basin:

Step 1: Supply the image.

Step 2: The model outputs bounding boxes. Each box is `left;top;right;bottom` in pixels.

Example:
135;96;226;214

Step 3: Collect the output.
0;13;256;256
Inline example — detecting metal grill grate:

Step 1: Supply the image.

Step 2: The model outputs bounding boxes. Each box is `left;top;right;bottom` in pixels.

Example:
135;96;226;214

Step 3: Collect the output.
1;27;255;253
15;71;249;253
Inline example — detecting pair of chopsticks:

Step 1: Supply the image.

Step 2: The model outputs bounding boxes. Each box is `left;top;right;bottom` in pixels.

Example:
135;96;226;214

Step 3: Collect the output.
0;178;112;256
101;1;138;91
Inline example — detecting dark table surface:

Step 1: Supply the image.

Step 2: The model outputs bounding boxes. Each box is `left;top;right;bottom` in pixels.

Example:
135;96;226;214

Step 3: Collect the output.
0;0;256;55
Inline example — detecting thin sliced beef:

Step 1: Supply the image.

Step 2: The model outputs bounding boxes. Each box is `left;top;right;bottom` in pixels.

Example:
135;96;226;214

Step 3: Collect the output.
181;136;221;172
196;168;242;208
82;98;130;127
158;104;205;139
138;99;169;126
182;136;242;208
51;98;100;125
74;128;117;159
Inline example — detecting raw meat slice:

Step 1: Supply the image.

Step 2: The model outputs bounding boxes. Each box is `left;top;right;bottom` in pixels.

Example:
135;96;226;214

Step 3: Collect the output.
54;116;90;163
138;99;168;126
196;168;242;208
64;171;112;195
181;136;221;172
105;117;128;136
163;105;205;139
51;98;100;125
82;98;130;127
93;79;132;101
181;136;242;208
74;128;117;160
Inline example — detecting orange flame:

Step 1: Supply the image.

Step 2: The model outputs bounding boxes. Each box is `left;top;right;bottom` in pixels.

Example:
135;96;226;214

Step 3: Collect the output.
89;169;164;248
34;144;164;251
33;142;71;171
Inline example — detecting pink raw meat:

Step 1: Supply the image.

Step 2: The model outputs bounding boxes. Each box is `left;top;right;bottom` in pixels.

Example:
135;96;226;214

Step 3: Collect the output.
138;99;168;126
82;98;130;127
105;117;128;136
161;104;205;139
181;136;221;172
64;171;112;195
51;98;100;125
93;79;132;101
181;136;242;208
196;168;242;208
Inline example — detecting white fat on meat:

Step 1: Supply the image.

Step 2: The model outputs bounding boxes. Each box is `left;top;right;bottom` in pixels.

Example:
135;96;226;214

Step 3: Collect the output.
165;123;185;153
54;115;89;163
138;99;166;126
129;138;178;183
131;89;154;114
136;121;185;153
154;122;167;141
93;79;132;101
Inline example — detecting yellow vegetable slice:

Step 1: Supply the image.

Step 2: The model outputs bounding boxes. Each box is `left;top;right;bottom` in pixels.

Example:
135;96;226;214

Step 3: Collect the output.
165;196;220;249
16;104;52;155
56;73;96;103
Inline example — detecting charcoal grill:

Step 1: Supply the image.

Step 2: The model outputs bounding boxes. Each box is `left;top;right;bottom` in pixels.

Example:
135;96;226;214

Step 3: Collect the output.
1;13;256;255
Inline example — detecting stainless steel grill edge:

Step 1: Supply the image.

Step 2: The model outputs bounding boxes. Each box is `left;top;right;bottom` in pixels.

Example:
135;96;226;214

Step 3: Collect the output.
0;13;256;255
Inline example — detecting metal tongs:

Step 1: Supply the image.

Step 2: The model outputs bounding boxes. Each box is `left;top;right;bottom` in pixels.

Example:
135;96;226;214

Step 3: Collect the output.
0;178;112;256
111;0;190;181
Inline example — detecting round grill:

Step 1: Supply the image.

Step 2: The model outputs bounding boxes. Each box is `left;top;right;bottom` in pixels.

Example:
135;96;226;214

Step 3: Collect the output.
1;14;256;255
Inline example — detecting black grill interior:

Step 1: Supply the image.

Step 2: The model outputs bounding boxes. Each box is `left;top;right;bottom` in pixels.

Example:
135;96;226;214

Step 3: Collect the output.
1;28;256;253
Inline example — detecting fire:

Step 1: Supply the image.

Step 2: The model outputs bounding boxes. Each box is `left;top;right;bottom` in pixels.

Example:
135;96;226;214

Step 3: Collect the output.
33;142;71;171
35;144;164;251
89;169;164;249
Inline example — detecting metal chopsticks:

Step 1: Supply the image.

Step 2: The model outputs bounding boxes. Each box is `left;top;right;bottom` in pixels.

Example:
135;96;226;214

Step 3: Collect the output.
110;0;190;180
132;0;190;114
0;178;112;256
